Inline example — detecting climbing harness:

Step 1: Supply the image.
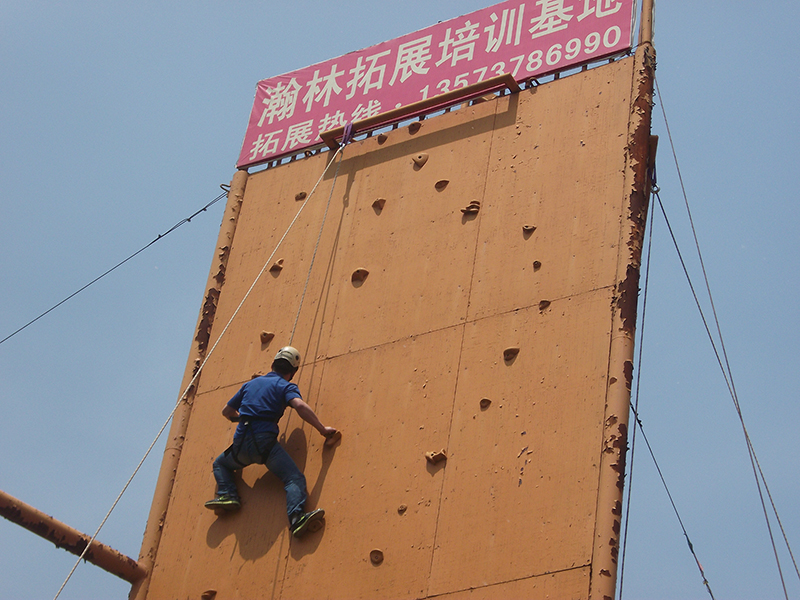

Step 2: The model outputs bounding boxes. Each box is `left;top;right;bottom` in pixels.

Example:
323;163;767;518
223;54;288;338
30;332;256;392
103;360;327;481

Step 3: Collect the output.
227;417;279;467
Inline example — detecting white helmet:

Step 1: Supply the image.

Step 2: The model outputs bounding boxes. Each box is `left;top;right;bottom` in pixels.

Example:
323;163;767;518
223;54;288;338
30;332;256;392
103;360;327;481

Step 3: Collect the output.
274;346;301;369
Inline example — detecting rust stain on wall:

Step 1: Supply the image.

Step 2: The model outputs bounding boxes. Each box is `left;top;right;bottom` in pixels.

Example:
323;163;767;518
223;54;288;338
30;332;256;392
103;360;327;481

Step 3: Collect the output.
194;288;220;354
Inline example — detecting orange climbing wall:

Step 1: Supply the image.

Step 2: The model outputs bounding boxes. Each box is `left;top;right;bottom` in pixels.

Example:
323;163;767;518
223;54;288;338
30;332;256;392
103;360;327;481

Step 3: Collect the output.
140;52;652;600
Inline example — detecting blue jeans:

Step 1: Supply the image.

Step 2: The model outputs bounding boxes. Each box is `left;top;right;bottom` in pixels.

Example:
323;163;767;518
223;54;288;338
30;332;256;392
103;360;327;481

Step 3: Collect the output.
212;430;307;522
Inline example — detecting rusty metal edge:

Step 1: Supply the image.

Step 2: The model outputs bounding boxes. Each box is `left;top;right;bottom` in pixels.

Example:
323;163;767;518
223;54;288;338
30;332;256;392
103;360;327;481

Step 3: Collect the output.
587;40;656;600
0;488;146;584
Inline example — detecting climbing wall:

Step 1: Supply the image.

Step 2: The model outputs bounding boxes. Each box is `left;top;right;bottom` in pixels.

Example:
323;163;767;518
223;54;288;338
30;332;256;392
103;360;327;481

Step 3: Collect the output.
139;51;652;600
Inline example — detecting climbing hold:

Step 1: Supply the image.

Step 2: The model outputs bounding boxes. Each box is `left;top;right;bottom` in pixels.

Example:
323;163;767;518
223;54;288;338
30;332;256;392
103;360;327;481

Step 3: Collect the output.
372;198;386;212
434;179;450;191
425;449;447;464
269;259;284;274
324;430;342;448
370;549;384;565
480;398;492;410
295;191;307;201
461;200;481;214
503;347;520;362
533;261;542;271
201;591;217;600
351;268;369;284
412;153;429;168
397;504;408;515
260;331;275;344
523;224;536;235
377;133;388;144
408;121;422;134
538;300;551;311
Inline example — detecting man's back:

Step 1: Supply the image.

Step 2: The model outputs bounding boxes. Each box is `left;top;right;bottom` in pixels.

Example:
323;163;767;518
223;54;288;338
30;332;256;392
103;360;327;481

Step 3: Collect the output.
230;372;301;436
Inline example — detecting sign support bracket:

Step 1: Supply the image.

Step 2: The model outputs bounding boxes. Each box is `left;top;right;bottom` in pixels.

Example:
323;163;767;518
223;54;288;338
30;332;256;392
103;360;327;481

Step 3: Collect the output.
320;73;520;150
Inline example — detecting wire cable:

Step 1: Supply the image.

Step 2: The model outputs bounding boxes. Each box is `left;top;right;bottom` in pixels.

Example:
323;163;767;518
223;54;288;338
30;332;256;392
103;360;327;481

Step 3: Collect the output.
627;394;717;599
1;190;228;347
53;146;346;599
616;166;715;599
653;188;784;598
617;167;657;600
655;74;795;598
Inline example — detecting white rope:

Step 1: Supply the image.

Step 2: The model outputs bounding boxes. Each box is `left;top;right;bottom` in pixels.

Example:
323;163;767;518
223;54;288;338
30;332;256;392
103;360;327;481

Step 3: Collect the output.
53;144;345;599
289;149;344;344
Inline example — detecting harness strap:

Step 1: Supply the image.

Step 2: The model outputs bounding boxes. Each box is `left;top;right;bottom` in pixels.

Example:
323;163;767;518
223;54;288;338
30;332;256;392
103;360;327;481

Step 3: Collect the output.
228;419;278;466
240;416;278;423
224;443;248;468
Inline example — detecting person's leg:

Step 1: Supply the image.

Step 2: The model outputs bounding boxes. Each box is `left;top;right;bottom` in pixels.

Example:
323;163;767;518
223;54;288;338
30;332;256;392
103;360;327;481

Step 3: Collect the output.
211;445;247;500
264;442;307;522
211;448;240;499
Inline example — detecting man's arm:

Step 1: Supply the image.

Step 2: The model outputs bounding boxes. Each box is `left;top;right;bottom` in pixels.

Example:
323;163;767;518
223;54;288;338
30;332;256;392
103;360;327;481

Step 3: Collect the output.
223;386;244;422
288;397;336;438
222;404;240;422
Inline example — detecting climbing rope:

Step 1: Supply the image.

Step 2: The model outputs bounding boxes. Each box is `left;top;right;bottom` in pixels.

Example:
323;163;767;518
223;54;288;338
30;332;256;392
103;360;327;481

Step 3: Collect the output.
289;148;345;344
53;143;347;599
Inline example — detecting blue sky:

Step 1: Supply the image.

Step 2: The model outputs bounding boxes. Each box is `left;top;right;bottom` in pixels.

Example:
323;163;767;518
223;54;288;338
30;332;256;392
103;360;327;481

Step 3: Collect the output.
1;2;798;599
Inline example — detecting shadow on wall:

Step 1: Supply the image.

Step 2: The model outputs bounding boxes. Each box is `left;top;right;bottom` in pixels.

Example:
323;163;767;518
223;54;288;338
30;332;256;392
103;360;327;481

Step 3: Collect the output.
292;428;339;560
203;426;337;563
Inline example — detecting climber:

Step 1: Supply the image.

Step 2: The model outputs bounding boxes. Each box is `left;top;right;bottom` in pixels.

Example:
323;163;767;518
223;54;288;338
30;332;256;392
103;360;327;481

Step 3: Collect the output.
204;346;338;538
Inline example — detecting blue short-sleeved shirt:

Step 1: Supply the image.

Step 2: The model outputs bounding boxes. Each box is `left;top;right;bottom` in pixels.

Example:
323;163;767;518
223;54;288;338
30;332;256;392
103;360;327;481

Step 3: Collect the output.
226;372;302;438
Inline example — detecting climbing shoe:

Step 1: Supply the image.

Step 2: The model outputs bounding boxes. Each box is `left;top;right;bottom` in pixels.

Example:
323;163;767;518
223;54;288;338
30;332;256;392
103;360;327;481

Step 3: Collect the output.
290;508;325;537
204;495;241;512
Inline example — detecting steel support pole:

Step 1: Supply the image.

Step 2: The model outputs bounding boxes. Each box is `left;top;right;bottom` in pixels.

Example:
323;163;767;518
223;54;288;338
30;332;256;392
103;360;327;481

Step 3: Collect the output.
640;0;655;46
0;489;146;584
129;169;249;600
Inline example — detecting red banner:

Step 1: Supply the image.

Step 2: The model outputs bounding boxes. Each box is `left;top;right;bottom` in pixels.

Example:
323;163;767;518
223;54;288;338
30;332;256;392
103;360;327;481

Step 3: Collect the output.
237;0;635;168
